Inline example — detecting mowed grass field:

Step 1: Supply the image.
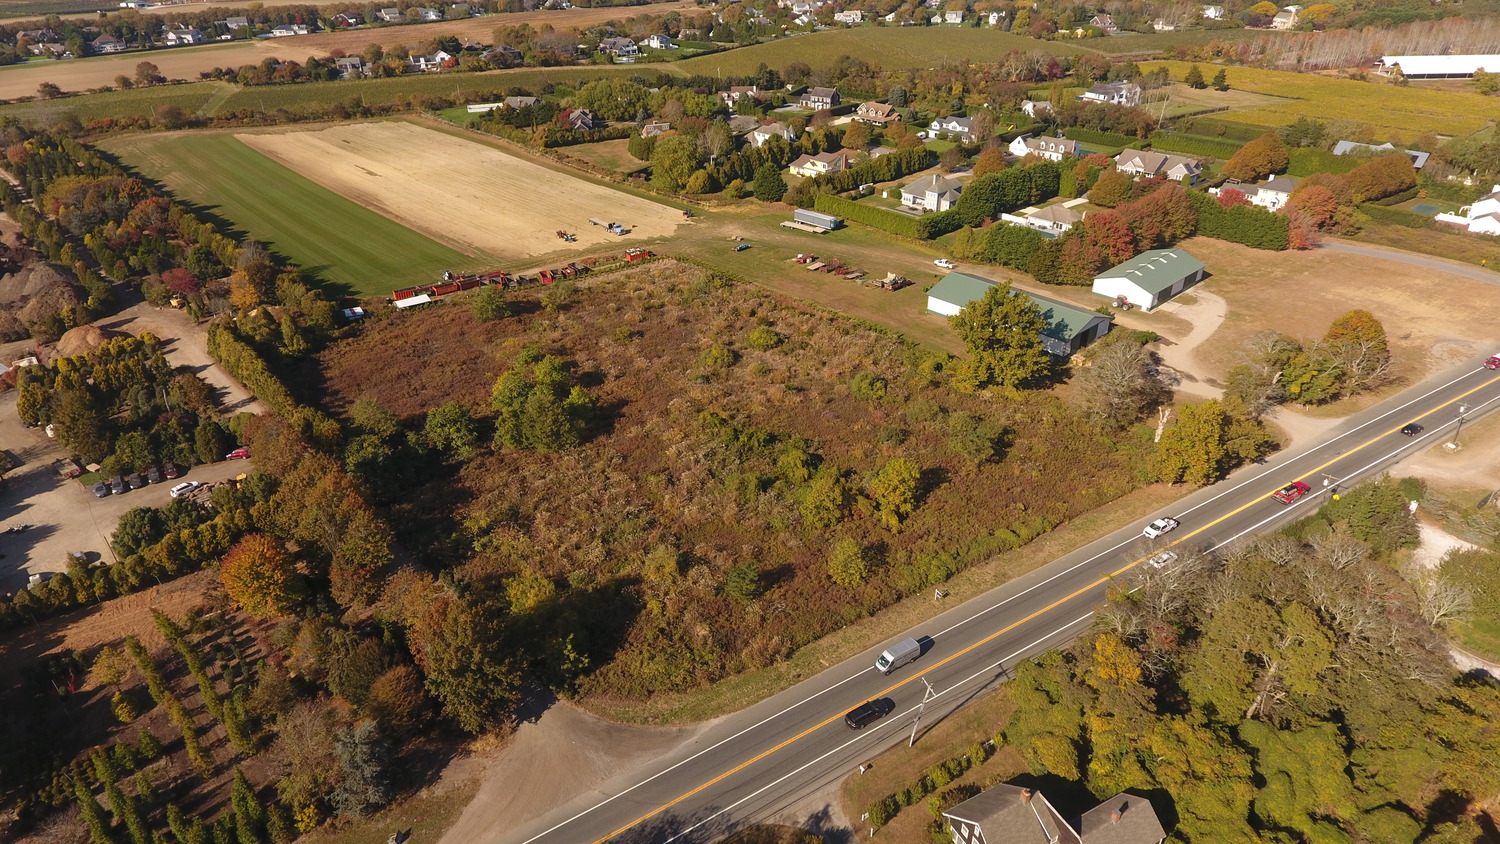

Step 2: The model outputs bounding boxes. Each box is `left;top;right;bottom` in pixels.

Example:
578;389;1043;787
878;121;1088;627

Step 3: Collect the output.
101;132;476;297
676;26;1088;76
1144;60;1500;136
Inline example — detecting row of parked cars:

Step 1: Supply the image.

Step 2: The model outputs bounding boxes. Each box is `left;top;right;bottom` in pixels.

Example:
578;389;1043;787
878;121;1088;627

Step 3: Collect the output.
89;447;249;499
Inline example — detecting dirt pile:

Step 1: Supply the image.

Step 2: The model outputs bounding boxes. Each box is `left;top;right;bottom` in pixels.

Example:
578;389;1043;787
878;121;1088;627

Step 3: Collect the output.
56;323;126;357
0;262;84;341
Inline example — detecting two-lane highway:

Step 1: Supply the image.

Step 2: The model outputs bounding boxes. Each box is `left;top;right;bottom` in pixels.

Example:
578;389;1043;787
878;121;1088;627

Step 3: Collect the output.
504;360;1500;844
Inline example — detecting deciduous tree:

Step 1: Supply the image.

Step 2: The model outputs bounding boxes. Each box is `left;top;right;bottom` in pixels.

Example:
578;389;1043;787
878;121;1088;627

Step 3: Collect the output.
1223;132;1289;182
867;457;920;531
949;283;1051;391
219;533;302;618
1075;338;1169;428
826;537;868;587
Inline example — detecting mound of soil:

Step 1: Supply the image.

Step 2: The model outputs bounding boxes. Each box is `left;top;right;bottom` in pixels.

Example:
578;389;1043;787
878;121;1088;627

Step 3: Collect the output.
56;323;125;358
0;262;84;340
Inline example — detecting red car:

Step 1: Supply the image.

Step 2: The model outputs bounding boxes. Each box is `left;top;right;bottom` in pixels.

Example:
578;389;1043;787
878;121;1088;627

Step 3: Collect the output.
1486;354;1500;370
1272;481;1311;505
226;447;251;460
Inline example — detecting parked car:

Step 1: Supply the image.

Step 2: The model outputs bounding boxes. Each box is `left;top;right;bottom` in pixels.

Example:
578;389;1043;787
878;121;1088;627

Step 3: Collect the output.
1400;423;1424;437
844;698;895;729
734;243;751;252
125;473;146;490
934;258;956;269
145;466;162;484
1271;481;1311;505
163;462;180;479
108;476;127;495
1142;517;1179;538
92;481;110;498
169;481;202;499
1146;550;1178;569
226;447;251;460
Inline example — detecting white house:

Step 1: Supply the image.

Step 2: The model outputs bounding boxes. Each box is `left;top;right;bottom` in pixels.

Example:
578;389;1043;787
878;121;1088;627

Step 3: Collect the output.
1009;134;1081;161
223;15;250;29
925;116;978;143
1020;204;1083;233
788;150;851;177
833;9;863;23
269;24;310;36
91;34;129;53
1115;150;1201;183
749;121;796;148
416;7;444;20
335;56;367;78
855;101;901;125
941;9;963;23
1436;185;1500;236
1080;81;1141;107
900;174;963;212
1202;4;1225;19
599;36;639;56
719;85;761;106
1088;13;1117;32
1152;18;1176;31
377;7;404;22
640;33;674;49
163;27;207;45
1217;175;1299;211
1271;5;1301;29
1092;248;1206;311
986;11;1004;25
1021;100;1054;119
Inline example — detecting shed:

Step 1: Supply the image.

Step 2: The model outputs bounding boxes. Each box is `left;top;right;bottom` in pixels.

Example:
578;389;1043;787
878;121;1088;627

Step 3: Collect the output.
927;272;1113;356
1091;248;1205;311
793;209;841;231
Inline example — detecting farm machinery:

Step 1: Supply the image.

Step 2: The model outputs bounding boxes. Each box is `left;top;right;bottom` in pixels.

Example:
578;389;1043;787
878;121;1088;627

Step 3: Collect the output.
589;218;628;235
556;230;577;242
624;248;654;262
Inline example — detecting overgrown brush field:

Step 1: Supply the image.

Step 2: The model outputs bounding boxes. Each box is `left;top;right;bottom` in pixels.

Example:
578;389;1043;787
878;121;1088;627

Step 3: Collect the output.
101;131;475;296
307;261;1152;701
1080;28;1271;55
677;27;1088;76
1144;60;1499;136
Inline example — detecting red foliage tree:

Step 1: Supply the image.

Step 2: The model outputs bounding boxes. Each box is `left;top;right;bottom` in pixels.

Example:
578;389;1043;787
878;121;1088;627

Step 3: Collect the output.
1083;211;1137;265
1216;187;1251;208
161;268;201;297
1286;184;1339;230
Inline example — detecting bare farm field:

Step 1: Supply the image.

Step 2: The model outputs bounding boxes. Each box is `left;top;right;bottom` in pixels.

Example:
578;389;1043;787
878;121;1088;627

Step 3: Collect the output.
237;121;684;260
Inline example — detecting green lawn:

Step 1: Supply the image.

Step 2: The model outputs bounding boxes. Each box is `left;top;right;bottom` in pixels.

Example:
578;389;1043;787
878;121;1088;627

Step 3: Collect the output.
676;27;1087;76
0;81;226;125
101;132;476;298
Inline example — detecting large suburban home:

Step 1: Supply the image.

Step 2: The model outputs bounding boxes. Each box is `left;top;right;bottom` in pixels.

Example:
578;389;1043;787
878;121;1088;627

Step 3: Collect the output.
788;150;852;177
1019;203;1084;233
416;7;444;20
718;85;762;106
1202;4;1225;18
1152;17;1177;30
1009;134;1082;162
163;27;207;45
1080;81;1142;107
833;9;863;23
599;36;639;57
749;121;797;148
943;784;1166;844
640;33;674;50
482;44;522;66
407;52;446;71
1331;140;1430;169
927;273;1113;356
222;16;250;29
560;108;599;130
1217;175;1299;211
269;23;310;36
941;9;963;23
334;56;367;78
377;7;404;22
855;101;901;125
1435;185;1500;236
1092;248;1206;311
640;120;672;138
1271;5;1301;28
925;116;978;143
1115;150;1202;183
90;34;128;53
502;95;540;109
331;12;362;26
799;87;840;110
1088;12;1117;32
901;174;963;212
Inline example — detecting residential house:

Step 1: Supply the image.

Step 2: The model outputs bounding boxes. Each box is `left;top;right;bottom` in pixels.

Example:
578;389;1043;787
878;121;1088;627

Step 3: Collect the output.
1021;100;1053;118
927;273;1113;356
640;33;674;50
751;122;799;149
1114;149;1202;183
561;108;598;130
1080;81;1141;107
944;784;1166;844
457;36;484;50
925;116;978;143
269;24;310;36
416;7;444;20
1020;203;1084;233
1217;175;1299;210
1152;18;1177;30
482;44;522;65
1009;134;1082;161
986;11;1004;26
408;52;444;71
854;101;901;125
1271;5;1300;29
900;174;963;212
502;95;540;109
719;85;762;107
1435;184;1500;236
163;27;207;46
1092;248;1206;311
1331;140;1430;169
869;145;895;158
28;42;69;57
788;149;852;177
1372;54;1500;79
799;86;840;110
599;36;639;57
728;115;762;136
331;13;362;26
1088;13;1117;32
91;34;128;53
377;7;404;22
641;120;672;138
833;9;863;23
1202;4;1225;18
16;28;60;43
942;9;963;23
334;56;367;78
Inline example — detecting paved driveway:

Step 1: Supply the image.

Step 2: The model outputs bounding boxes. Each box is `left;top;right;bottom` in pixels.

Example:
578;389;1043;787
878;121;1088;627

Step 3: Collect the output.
0;390;254;594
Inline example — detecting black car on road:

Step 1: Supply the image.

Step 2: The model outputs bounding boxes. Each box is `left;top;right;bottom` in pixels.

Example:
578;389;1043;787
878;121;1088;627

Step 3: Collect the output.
1401;423;1424;436
845;698;896;729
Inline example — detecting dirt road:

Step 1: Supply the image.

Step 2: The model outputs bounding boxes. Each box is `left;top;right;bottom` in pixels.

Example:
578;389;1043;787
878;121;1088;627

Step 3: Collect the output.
100;292;265;416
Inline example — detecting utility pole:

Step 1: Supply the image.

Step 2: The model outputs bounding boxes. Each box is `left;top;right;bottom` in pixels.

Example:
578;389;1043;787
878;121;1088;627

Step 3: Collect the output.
1451;404;1470;447
908;677;937;748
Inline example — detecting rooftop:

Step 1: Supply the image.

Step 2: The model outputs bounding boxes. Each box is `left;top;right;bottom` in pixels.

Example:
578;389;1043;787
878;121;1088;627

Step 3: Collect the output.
930;273;1111;342
1094;249;1205;295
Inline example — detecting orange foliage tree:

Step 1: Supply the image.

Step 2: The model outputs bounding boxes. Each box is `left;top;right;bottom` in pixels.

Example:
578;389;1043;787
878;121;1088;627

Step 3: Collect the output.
220;533;302;618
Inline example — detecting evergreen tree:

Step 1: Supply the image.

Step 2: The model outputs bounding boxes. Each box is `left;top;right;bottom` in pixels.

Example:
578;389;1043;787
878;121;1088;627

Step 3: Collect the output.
1212;68;1229;90
1184;64;1206;89
752;163;787;202
330;721;393;818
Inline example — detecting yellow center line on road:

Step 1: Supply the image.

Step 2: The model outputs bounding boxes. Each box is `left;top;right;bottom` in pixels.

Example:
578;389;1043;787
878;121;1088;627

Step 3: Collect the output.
594;370;1500;844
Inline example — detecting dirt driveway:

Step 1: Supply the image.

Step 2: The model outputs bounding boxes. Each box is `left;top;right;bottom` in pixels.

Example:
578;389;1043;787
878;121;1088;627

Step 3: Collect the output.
100;293;265;415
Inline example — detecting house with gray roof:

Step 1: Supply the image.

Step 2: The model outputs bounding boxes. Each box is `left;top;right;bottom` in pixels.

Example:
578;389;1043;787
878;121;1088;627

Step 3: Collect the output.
1115;149;1201;183
1022;203;1084;233
1331;140;1429;169
1092;248;1205;311
900;174;963;212
927;272;1113;356
943;783;1166;844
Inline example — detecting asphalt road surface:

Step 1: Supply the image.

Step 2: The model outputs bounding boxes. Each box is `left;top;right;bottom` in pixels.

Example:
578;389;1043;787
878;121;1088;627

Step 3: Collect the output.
505;359;1500;844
